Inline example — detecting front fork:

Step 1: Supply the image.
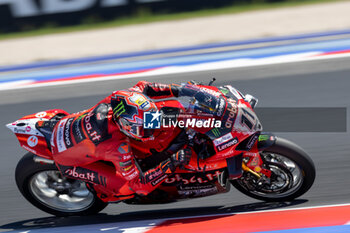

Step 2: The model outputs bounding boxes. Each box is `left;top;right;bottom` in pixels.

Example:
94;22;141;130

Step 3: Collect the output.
241;132;276;179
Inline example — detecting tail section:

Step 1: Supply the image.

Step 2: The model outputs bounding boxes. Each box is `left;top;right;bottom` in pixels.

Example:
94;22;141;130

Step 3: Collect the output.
6;109;68;159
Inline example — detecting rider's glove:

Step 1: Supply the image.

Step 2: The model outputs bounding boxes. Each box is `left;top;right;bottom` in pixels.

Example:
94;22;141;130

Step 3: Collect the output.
170;148;192;168
159;148;192;174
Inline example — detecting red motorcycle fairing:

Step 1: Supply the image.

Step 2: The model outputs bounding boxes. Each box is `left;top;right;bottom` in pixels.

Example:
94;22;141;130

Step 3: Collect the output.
8;83;316;215
7;84;263;203
124;169;229;204
57;161;135;203
6;109;68;159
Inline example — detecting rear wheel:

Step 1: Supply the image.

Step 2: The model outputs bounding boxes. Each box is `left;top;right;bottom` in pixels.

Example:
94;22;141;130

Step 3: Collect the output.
16;153;108;216
231;137;315;202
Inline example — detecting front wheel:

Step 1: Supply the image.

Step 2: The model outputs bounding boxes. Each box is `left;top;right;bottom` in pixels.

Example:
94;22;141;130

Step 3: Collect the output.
231;137;315;202
15;153;108;216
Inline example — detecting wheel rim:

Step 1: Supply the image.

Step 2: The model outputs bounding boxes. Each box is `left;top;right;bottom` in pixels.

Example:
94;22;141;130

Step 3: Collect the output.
237;152;304;199
29;170;95;212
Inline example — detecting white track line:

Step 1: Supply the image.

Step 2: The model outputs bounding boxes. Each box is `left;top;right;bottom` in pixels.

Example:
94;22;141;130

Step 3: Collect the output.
1;52;350;92
150;202;350;222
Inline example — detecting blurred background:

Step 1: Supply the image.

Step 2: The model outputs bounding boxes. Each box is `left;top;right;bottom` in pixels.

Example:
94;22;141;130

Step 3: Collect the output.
1;0;350;65
0;0;341;33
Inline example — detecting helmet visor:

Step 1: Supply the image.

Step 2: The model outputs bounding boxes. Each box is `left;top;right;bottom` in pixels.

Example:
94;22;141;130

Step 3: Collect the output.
119;118;144;138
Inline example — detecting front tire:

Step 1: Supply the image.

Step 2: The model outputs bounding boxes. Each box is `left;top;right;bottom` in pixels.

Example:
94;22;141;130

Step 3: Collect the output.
231;137;315;202
15;153;108;216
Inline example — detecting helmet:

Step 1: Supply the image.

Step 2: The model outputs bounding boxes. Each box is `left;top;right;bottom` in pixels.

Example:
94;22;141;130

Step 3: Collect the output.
111;91;157;141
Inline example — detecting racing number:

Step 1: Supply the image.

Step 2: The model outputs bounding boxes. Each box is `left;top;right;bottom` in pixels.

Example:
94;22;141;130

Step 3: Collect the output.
240;107;256;131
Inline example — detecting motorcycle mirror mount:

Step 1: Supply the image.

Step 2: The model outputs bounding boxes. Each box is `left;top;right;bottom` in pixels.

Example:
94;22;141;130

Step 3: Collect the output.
244;94;258;109
208;77;216;86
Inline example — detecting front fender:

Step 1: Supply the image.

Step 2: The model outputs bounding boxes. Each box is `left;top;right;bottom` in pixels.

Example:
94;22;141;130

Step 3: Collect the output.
257;132;276;151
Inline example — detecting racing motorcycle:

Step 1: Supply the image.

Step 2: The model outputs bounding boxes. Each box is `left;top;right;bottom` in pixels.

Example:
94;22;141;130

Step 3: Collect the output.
7;81;315;216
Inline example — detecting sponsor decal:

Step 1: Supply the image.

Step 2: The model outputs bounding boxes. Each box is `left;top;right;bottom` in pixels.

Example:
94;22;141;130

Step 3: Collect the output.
27;136;38;147
122;165;134;172
113;101;126;117
119;160;132;167
64;118;74;148
148;169;163;181
216;137;239;151
65;167;96;182
225;104;238;128
165;170;223;185
259;134;269;141
246;134;259;150
151;174;167;186
57;119;67;152
141;167;167;185
140;101;150;110
10;120;44;136
200;87;221;97
122;154;132;160
179;184;214;191
61;166;106;186
35;111;47;118
220;88;229;95
249;157;260;167
118;142;130;154
211;128;221;137
178;186;218;197
120;160;137;179
124;170;139;180
72;115;85;143
129;94;151;110
84;111;102;142
213;132;234;146
119;160;133;173
14;127;26;134
216;97;226;116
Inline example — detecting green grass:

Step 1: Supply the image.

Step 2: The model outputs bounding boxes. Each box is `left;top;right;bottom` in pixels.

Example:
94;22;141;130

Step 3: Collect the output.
0;0;345;41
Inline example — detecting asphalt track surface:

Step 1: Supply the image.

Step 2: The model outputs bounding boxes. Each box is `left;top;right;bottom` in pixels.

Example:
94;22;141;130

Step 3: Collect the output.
1;57;350;232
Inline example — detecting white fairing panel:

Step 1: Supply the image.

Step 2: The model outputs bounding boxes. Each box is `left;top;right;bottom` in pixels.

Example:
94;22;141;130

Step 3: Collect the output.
6;118;44;137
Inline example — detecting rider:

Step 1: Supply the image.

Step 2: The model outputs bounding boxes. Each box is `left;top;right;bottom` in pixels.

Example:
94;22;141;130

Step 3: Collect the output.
51;81;192;202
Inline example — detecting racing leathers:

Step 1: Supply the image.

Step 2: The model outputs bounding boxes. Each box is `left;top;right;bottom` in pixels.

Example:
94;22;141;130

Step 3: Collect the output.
51;81;190;202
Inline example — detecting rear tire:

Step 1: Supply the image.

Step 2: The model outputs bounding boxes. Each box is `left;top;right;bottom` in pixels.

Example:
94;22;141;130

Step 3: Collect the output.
15;153;108;216
231;137;315;202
